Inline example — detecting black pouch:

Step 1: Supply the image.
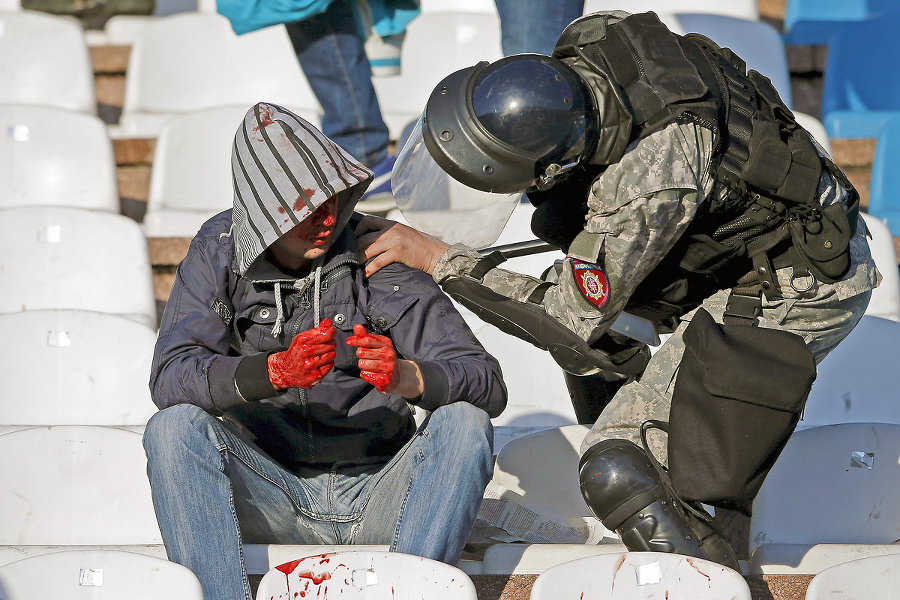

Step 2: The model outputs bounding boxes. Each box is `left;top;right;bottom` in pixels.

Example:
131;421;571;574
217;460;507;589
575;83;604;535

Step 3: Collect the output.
788;201;854;284
666;308;817;514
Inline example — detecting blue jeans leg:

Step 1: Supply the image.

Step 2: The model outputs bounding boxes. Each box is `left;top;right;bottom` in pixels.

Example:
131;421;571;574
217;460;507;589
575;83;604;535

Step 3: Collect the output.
494;0;585;56
285;0;390;167
144;402;493;600
358;402;495;564
144;405;329;600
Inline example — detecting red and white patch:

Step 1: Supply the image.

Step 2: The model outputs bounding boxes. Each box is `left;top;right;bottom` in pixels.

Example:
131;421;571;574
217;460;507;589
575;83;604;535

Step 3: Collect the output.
571;259;610;308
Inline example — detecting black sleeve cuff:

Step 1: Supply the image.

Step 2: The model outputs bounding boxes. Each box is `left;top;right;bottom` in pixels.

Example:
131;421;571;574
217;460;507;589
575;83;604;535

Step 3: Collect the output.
411;361;450;411
234;352;279;402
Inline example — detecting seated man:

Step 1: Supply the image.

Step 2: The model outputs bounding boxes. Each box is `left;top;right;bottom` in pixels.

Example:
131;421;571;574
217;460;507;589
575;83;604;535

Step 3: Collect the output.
144;102;507;600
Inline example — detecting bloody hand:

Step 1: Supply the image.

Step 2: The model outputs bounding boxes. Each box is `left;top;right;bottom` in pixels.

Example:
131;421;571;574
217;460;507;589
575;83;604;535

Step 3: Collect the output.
346;324;397;393
267;319;336;390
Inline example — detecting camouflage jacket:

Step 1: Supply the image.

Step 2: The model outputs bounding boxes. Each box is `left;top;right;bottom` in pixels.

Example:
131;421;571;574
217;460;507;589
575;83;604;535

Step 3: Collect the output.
432;120;878;347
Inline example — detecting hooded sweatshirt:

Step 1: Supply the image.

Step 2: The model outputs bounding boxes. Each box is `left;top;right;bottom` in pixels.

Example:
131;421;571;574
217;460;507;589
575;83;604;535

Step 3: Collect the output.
150;103;507;467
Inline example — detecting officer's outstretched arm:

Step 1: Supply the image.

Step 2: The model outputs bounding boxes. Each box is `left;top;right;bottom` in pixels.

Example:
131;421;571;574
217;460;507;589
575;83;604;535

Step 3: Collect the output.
355;215;447;278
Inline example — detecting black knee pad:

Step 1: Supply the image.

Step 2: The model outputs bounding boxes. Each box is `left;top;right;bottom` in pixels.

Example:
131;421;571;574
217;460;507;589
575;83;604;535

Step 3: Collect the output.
578;438;740;570
578;438;665;528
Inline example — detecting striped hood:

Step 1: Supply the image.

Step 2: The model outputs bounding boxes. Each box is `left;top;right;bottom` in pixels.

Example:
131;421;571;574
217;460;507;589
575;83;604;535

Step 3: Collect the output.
231;102;373;277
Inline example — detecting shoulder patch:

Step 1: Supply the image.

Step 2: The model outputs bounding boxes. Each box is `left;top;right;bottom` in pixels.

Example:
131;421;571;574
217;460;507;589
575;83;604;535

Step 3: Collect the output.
211;298;233;326
571;259;610;309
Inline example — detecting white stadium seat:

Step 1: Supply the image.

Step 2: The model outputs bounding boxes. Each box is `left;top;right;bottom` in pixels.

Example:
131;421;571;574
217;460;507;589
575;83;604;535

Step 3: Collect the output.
373;11;504;140
529;552;751;599
750;423;900;574
0;206;157;329
0;310;157;427
0;105;119;212
0;426;162;548
860;212;900;322
0;550;202;600
142;105;285;238
418;0;497;14
0;10;96;113
805;554;900;600
801;315;900;430
255;551;477;600
119;13;322;138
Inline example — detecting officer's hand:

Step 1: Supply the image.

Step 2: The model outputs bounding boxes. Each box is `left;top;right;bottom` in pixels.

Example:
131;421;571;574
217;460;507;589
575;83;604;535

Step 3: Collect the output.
267;319;336;390
355;215;449;278
346;324;424;397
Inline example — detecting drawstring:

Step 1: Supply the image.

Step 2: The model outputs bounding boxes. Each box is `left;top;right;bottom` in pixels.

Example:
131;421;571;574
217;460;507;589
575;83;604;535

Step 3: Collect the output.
313;264;322;324
272;281;286;337
271;259;324;336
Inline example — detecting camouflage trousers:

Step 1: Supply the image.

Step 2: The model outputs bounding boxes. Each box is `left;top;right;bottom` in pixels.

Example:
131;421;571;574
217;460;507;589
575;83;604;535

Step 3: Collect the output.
580;225;880;463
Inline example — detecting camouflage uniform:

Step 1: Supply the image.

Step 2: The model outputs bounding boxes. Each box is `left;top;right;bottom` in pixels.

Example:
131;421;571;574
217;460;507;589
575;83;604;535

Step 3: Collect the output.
432;119;881;463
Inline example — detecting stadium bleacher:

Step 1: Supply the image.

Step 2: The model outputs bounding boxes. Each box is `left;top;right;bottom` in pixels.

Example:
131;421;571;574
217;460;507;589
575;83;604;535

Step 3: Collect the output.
1;1;899;599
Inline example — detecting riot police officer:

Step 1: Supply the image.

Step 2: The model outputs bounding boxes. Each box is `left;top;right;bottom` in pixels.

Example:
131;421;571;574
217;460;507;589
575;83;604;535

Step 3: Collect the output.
357;10;880;568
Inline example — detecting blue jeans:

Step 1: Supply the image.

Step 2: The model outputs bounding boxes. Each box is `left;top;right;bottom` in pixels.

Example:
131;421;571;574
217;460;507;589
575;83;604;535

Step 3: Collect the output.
143;402;493;600
494;0;585;56
285;0;390;167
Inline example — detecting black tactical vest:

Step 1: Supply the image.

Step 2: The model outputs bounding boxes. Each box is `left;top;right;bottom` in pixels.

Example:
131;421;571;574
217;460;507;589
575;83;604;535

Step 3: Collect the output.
551;11;858;327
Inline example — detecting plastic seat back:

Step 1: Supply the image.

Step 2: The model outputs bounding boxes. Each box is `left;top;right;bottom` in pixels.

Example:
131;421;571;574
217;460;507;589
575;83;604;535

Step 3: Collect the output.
255;551;477;599
821;13;900;138
801;316;900;430
805;554;900;600
492;425;592;521
0;105;118;212
0;11;95;113
120;13;321;138
783;0;900;46
0;206;157;329
750;423;900;554
419;0;497;14
0;310;157;427
529;552;751;599
663;13;792;107
0;550;202;600
868;116;900;235
859;213;900;317
0;426;162;545
373;11;503;139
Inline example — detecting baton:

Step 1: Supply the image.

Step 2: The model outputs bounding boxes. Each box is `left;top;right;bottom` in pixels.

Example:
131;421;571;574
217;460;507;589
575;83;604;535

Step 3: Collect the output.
479;239;660;346
480;239;558;259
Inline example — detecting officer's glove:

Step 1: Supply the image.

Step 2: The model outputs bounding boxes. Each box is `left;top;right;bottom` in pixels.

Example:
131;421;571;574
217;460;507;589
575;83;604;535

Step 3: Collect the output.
267;319;336;390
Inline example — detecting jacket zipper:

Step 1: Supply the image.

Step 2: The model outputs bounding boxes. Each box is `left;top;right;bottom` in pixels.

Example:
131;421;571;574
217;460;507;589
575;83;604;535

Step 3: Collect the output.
291;259;356;337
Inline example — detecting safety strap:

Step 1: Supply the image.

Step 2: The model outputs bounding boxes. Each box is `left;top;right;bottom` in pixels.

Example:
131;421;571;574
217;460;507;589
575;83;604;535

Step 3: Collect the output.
468;251;507;281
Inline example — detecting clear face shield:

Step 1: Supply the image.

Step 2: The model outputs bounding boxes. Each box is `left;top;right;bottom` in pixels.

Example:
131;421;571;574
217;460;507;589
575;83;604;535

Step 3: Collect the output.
390;116;524;249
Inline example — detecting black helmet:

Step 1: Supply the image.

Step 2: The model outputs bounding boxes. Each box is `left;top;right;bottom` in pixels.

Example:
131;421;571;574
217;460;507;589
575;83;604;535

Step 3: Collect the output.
422;54;599;194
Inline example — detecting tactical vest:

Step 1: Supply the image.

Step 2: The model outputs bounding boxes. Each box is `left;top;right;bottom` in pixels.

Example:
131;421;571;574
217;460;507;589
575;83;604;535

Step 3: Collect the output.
553;11;859;328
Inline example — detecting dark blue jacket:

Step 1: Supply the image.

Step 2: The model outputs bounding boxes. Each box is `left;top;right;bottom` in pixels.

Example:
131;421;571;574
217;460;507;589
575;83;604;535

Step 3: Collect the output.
150;210;507;467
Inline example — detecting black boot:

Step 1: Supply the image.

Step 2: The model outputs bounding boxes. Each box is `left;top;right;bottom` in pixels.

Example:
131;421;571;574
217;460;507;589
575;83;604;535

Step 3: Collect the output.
579;438;740;571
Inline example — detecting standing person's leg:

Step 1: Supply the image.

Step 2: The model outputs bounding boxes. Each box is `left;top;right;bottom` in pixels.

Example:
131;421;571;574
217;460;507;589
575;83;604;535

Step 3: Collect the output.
143;404;332;600
494;0;585;56
284;0;391;167
353;402;494;564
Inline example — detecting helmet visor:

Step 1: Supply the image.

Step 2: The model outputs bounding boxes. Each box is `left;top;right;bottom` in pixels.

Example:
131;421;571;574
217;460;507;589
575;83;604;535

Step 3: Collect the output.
391;116;522;249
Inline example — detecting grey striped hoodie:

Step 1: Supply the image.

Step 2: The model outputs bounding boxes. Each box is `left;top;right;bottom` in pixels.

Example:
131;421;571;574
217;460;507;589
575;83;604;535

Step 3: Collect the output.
231;102;373;277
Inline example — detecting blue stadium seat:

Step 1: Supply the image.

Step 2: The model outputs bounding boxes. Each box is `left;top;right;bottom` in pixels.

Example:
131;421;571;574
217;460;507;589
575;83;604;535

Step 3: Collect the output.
821;13;900;139
783;0;900;46
868;115;900;235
